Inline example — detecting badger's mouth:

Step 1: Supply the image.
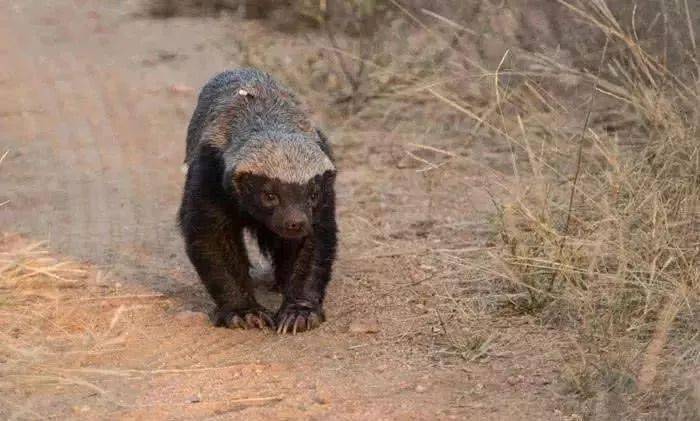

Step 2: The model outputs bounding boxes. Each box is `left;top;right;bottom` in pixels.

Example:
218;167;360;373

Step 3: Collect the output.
272;218;310;240
278;227;309;240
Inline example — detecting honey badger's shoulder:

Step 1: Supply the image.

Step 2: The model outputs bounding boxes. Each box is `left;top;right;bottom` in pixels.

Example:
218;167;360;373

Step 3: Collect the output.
185;68;328;165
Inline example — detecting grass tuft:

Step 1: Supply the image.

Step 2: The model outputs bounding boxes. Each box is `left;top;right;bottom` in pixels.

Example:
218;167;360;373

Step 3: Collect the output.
471;1;700;418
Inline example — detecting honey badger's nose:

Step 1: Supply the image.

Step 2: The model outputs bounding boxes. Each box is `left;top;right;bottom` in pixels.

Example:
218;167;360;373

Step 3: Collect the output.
285;218;306;232
283;210;309;235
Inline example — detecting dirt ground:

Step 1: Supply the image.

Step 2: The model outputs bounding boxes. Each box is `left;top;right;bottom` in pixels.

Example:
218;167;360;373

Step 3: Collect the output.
0;0;580;419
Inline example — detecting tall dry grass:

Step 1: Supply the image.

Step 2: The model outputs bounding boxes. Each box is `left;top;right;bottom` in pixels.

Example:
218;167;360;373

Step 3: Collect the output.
333;0;699;417
462;1;700;418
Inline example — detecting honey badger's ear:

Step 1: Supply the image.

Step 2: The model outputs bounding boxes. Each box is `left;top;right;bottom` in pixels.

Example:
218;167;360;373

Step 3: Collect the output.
322;169;336;185
315;129;334;160
222;163;245;195
222;164;234;194
230;171;251;195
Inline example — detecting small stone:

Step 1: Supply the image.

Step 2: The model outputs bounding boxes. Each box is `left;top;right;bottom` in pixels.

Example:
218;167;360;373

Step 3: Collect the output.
348;319;380;334
415;384;427;393
187;395;201;404
238;89;249;96
312;395;328;405
170;84;194;94
174;310;209;326
297;119;313;132
506;375;525;386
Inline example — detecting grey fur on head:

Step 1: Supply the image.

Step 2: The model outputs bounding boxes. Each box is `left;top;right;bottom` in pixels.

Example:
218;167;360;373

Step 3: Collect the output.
230;135;335;184
184;69;335;186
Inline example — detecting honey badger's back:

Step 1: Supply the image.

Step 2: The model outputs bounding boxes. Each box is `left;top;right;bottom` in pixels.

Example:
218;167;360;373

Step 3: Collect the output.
185;69;316;164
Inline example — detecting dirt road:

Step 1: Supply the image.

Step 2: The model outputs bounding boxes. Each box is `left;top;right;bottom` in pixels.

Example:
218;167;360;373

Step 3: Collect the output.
0;0;575;419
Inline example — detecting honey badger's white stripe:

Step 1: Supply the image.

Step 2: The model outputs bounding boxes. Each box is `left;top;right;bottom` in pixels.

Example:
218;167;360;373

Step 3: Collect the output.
233;138;335;184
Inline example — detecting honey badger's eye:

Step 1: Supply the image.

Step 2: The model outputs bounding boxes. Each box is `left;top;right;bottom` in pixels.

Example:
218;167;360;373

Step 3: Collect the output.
309;190;319;202
261;191;279;207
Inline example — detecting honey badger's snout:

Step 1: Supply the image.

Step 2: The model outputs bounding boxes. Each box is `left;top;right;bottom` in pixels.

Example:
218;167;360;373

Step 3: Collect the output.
277;207;310;239
284;213;307;233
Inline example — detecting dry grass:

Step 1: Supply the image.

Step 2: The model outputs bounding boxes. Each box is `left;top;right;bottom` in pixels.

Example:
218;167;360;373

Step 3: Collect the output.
0;240;87;289
0;236;95;416
0;235;178;418
448;2;700;418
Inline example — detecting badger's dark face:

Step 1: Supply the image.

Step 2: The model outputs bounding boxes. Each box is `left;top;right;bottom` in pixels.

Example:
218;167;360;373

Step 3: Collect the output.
235;172;333;239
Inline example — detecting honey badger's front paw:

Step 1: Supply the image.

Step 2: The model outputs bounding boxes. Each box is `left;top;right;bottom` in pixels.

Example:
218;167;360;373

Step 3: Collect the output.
214;307;275;330
275;302;325;334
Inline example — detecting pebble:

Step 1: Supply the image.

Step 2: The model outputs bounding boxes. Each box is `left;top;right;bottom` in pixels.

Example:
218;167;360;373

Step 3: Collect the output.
174;310;209;326
170;84;194;94
312;394;328;405
348;319;380;334
506;375;525;385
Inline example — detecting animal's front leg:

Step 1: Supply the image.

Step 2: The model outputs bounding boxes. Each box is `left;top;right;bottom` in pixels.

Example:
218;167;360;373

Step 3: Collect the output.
275;181;337;334
275;237;326;334
185;231;275;330
181;212;274;330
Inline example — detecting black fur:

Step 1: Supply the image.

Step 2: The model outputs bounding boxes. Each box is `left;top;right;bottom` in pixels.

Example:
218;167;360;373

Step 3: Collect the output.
178;69;337;333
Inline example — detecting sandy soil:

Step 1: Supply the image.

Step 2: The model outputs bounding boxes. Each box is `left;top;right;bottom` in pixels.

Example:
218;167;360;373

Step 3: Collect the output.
0;0;578;419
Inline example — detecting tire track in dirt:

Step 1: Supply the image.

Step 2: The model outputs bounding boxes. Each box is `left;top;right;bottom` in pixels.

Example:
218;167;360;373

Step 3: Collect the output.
50;53;110;253
1;0;187;291
3;4;104;260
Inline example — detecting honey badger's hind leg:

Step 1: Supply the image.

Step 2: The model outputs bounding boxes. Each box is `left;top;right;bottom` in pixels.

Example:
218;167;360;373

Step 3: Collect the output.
178;163;274;330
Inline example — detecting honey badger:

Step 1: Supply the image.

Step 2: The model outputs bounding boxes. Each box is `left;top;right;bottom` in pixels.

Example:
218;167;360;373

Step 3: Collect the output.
178;69;337;334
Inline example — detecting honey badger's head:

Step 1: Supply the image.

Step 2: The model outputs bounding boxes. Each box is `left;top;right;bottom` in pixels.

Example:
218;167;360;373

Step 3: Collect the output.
226;135;335;239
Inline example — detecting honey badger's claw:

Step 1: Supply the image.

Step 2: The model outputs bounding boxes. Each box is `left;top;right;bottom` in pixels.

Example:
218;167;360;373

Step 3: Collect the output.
226;314;247;329
293;315;305;335
260;312;276;329
214;308;275;330
275;306;324;334
244;313;260;329
307;312;321;330
276;314;293;334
